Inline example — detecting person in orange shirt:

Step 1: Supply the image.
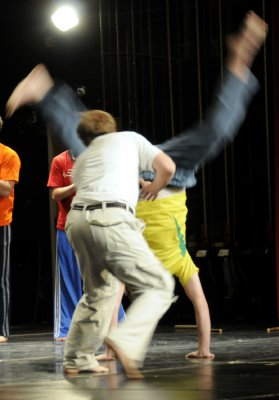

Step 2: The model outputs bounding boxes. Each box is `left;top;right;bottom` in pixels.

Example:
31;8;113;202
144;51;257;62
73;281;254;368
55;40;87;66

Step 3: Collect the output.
0;116;21;343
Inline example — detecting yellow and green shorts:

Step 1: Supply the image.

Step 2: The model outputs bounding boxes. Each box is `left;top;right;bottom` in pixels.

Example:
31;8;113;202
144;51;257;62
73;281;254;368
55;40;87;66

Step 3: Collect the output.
136;191;198;286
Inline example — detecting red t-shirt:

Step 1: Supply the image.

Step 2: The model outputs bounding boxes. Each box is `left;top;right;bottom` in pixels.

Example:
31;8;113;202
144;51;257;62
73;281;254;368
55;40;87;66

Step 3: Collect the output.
0;143;21;226
47;150;75;230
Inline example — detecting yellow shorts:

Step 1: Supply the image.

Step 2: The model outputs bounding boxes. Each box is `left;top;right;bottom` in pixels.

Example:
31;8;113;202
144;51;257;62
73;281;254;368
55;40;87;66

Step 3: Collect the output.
136;191;198;286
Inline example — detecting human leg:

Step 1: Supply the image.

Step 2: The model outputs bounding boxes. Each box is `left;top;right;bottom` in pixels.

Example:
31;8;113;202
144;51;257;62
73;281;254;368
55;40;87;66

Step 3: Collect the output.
6;64;54;117
226;11;268;80
173;244;214;359
5;13;267;166
65;207;174;377
0;225;11;343
158;13;267;173
117;293;126;323
96;281;125;361
64;286;118;374
98;209;175;366
5;64;86;157
63;209;119;373
54;230;83;340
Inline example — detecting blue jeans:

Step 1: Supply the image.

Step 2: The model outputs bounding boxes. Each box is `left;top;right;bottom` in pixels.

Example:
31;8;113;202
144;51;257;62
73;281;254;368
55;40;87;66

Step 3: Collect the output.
37;70;258;188
54;228;126;339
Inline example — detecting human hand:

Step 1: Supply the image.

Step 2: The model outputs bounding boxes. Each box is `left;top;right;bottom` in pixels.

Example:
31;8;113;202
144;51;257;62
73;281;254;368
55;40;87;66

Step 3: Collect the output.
64;168;75;180
139;178;159;201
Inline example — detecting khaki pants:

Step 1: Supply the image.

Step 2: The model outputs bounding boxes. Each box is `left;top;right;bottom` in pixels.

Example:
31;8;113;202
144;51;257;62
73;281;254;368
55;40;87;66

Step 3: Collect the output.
63;206;175;370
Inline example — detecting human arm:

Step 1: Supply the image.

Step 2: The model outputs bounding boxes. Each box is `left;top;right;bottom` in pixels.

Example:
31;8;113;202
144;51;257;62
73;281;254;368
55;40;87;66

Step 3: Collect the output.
52;183;76;202
140;151;175;200
47;153;76;201
183;273;215;359
0;180;16;198
0;149;20;198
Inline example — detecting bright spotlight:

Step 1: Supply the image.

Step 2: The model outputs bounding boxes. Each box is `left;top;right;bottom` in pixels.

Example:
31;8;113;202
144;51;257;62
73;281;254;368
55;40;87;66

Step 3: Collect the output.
51;5;79;32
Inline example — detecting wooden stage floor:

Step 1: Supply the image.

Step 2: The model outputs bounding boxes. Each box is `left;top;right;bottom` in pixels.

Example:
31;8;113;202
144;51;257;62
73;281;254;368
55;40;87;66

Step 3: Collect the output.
0;324;279;400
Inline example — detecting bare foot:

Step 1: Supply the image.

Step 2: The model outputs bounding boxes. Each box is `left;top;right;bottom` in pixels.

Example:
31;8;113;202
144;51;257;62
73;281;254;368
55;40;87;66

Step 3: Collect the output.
96;350;116;361
55;337;67;342
226;11;268;78
64;365;109;375
105;337;144;379
186;350;215;359
6;64;54;118
0;336;8;344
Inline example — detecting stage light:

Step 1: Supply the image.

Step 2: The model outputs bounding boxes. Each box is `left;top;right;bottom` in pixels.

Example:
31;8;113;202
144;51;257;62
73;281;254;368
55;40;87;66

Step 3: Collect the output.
51;4;79;32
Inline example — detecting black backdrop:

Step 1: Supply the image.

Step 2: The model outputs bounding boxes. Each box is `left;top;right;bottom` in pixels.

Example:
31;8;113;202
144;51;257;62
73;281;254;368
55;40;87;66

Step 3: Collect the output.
0;0;276;327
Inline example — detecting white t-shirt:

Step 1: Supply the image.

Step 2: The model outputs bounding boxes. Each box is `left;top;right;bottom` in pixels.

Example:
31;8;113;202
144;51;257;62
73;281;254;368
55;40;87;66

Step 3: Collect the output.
72;131;161;208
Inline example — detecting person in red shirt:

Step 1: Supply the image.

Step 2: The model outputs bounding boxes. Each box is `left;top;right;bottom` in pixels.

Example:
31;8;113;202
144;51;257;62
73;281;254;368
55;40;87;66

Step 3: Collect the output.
47;149;82;341
0;116;21;343
47;149;126;341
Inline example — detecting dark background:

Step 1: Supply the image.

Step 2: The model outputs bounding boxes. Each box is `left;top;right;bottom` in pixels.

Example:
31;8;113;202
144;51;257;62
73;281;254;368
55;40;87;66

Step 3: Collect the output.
0;0;277;328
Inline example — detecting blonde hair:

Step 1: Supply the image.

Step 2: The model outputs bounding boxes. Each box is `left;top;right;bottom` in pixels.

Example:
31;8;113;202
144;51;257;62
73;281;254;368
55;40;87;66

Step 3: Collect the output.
77;110;117;145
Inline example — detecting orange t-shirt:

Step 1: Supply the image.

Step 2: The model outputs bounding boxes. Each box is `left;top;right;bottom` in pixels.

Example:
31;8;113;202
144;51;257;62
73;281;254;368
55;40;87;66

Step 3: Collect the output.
0;143;21;226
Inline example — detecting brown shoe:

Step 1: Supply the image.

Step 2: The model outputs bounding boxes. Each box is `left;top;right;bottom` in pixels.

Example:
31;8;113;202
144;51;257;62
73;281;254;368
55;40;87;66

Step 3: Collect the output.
104;338;144;379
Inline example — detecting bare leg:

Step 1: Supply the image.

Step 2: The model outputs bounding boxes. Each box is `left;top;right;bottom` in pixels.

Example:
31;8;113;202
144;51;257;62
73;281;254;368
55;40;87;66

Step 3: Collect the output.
96;282;125;361
226;11;268;81
183;273;215;359
6;64;54;117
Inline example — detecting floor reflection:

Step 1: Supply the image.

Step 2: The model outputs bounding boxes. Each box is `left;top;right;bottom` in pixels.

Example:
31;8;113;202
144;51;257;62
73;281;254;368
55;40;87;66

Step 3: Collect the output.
1;326;279;400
